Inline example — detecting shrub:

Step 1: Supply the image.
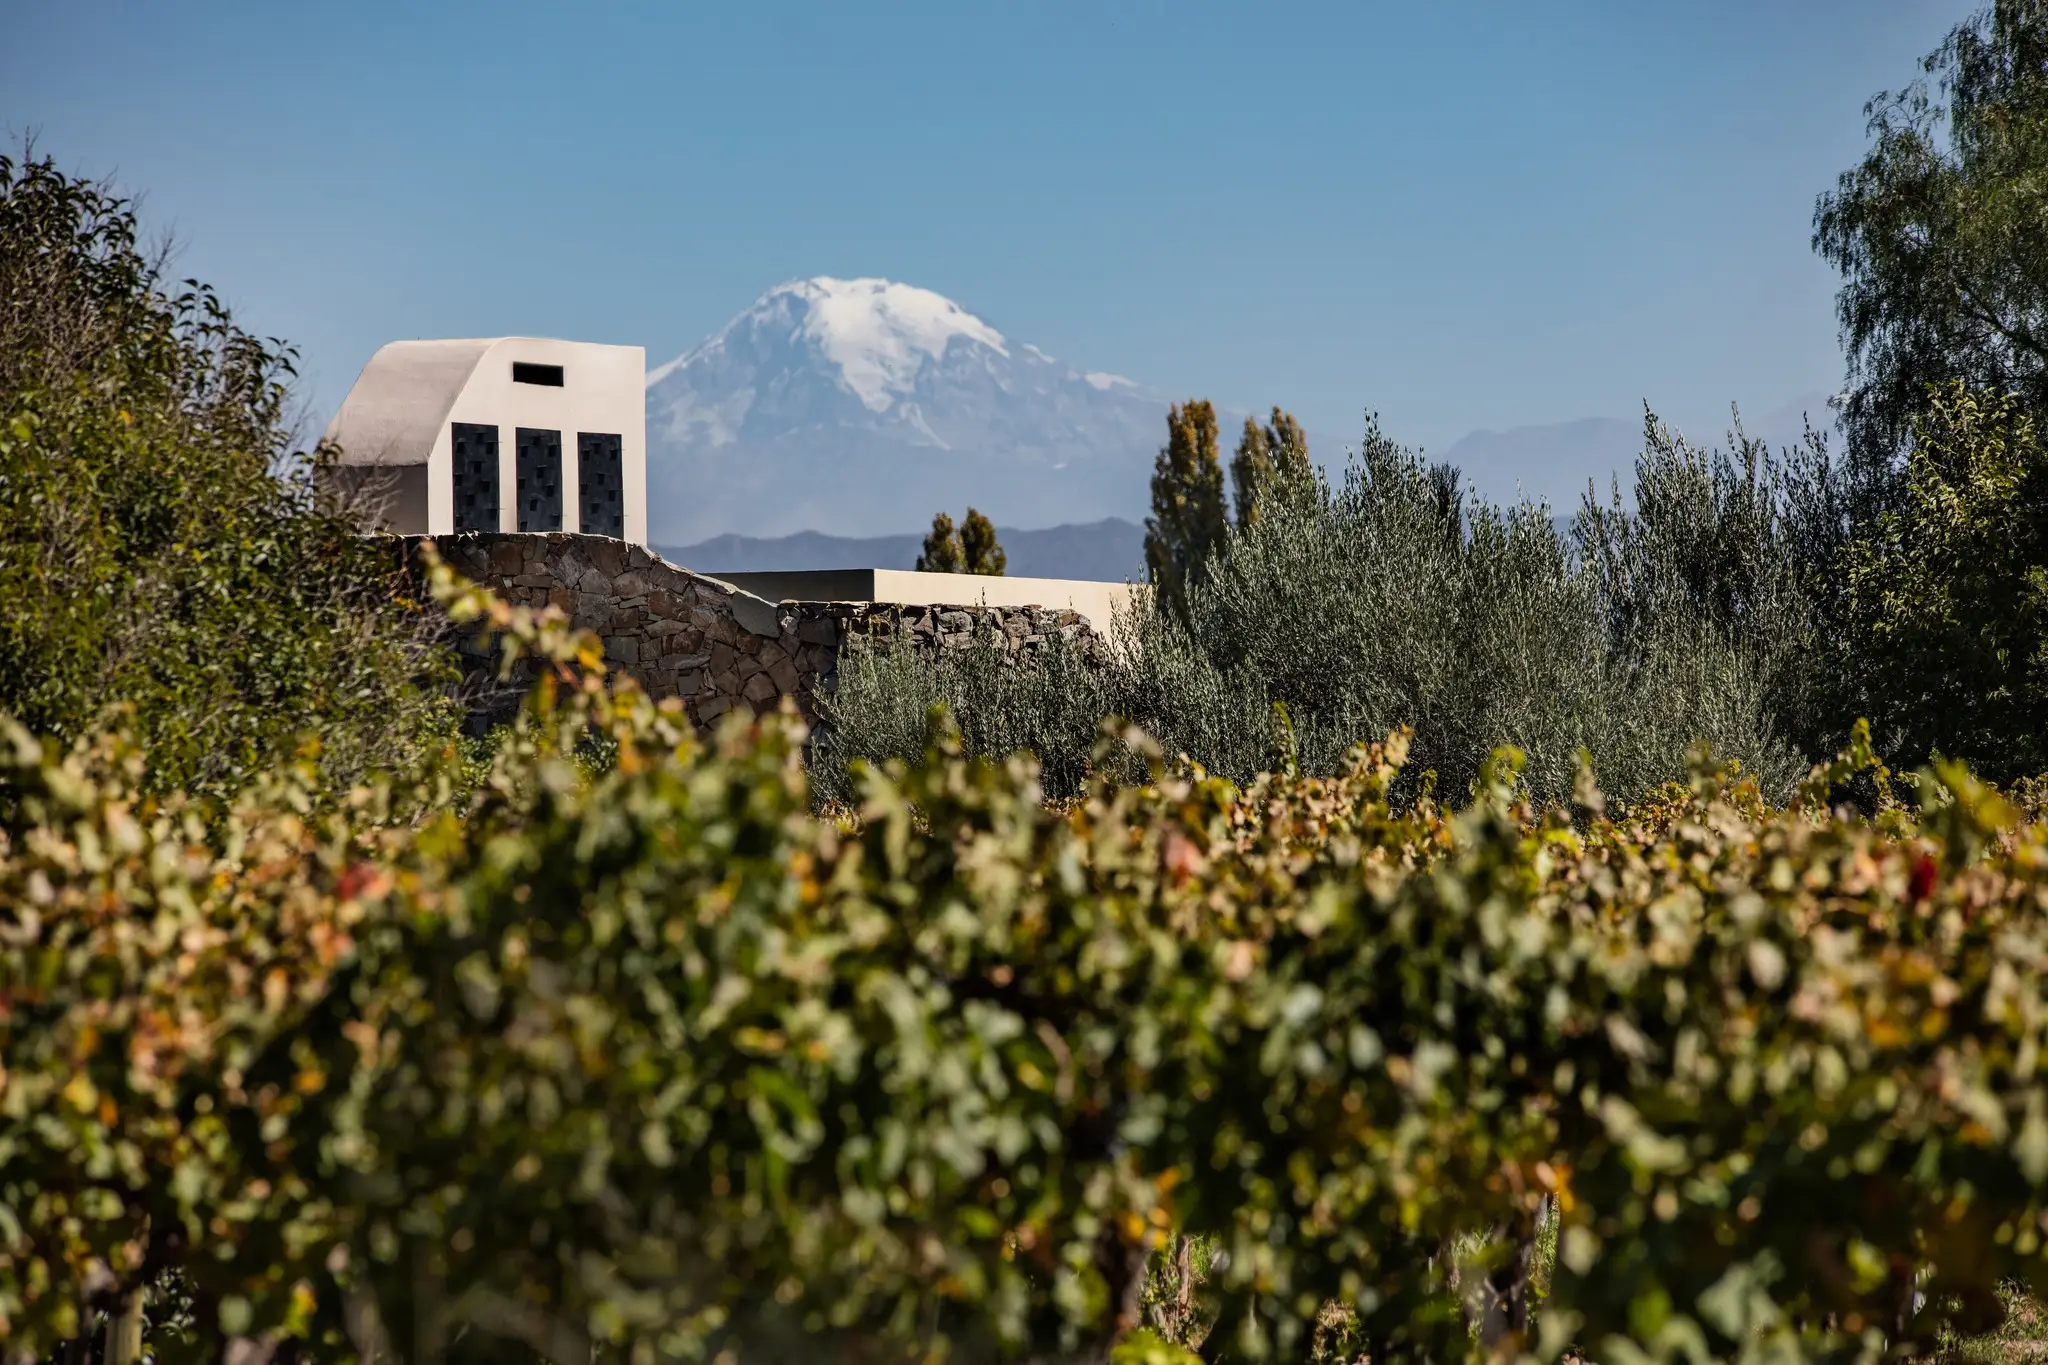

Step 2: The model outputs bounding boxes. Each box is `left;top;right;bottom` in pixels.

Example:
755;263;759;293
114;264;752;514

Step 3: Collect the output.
808;620;1118;803
1831;383;2048;780
13;559;2048;1364
0;152;452;800
1171;420;1630;799
820;412;1808;807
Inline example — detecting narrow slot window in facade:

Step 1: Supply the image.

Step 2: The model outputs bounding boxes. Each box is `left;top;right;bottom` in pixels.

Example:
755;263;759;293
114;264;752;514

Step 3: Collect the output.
515;428;564;532
512;362;564;387
451;422;500;532
577;432;625;539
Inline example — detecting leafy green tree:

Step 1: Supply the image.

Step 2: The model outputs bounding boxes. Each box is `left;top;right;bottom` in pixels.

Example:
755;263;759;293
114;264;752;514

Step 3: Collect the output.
0;152;451;798
1143;400;1227;621
1228;406;1311;532
915;510;963;572
960;505;1006;575
1838;382;2048;779
1814;0;2048;512
1576;407;1823;742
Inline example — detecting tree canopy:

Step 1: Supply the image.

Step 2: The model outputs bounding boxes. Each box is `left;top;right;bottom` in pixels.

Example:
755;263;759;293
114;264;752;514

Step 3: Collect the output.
1836;382;2048;779
1228;407;1311;533
1815;0;2048;509
916;508;1006;574
961;505;1006;575
1143;400;1228;622
915;510;964;572
0;152;450;799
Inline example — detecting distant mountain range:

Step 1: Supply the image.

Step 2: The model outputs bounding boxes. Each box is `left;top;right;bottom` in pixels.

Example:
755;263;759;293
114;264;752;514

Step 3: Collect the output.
1434;395;1839;514
659;516;1147;583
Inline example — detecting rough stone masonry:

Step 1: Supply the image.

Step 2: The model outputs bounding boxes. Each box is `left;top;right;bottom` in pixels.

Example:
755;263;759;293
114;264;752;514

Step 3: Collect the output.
401;533;1107;728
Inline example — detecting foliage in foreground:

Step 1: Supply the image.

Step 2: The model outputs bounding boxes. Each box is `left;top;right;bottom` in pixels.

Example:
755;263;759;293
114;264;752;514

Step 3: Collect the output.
12;559;2048;1364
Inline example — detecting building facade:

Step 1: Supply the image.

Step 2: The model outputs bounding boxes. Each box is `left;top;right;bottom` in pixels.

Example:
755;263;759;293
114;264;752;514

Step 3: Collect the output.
322;337;647;543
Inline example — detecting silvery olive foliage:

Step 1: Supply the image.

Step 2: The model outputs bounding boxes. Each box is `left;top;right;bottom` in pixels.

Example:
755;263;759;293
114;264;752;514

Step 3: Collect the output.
820;412;1809;808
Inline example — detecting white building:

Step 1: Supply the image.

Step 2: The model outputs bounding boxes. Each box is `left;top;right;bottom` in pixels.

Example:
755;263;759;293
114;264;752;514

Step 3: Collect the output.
321;337;647;543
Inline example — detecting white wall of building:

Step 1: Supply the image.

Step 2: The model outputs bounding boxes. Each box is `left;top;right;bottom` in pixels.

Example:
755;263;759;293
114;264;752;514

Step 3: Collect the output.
324;337;647;544
709;567;1146;638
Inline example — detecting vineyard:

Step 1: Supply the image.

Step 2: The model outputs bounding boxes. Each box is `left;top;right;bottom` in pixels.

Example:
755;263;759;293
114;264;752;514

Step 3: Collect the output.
9;556;2048;1364
13;12;2048;1348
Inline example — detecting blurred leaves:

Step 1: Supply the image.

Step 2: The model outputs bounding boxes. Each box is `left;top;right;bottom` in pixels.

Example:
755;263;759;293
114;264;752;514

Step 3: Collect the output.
10;554;2048;1364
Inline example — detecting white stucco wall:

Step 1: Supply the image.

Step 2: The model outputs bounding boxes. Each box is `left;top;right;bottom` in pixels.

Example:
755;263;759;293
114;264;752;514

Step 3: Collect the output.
867;570;1144;637
711;568;1146;637
323;337;647;544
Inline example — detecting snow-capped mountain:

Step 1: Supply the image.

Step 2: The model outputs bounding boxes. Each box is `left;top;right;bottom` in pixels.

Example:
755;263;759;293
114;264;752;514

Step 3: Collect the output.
645;277;1170;543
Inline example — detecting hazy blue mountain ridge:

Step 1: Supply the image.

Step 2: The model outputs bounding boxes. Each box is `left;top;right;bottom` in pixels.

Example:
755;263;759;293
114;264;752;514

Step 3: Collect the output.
659;517;1148;583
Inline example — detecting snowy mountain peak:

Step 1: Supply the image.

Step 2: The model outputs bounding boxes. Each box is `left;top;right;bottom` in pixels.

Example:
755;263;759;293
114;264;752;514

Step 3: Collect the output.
652;276;1011;414
642;277;1170;543
789;277;1009;412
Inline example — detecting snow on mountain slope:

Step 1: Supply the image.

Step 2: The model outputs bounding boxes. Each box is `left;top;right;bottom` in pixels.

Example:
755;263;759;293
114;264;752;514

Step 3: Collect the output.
804;278;1009;411
645;277;1170;543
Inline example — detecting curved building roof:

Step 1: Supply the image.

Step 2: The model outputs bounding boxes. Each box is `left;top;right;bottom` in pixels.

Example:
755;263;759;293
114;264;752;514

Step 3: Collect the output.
321;338;507;467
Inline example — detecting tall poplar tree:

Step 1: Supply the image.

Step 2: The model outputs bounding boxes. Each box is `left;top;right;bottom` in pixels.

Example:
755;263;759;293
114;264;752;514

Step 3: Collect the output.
1144;400;1229;622
1230;406;1312;531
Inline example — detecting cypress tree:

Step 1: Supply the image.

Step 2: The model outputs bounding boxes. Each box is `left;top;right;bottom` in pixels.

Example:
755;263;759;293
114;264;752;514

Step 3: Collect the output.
1231;416;1273;534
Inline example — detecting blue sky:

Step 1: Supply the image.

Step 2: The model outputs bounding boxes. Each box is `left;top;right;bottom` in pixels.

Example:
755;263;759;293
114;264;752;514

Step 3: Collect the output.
3;0;1978;455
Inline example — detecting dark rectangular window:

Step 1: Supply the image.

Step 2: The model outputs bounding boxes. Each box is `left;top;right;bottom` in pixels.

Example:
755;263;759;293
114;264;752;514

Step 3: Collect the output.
511;362;564;387
450;422;499;532
515;428;563;532
577;432;624;539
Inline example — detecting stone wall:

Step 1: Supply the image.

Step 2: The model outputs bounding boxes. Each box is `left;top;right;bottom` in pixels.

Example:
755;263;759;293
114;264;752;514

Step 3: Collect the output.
404;533;1105;727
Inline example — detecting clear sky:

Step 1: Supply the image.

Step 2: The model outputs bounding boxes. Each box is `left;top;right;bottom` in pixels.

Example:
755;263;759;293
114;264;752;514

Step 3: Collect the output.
2;0;1980;454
